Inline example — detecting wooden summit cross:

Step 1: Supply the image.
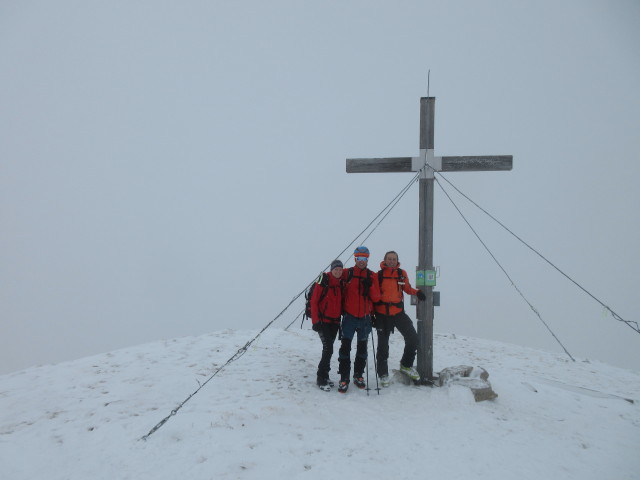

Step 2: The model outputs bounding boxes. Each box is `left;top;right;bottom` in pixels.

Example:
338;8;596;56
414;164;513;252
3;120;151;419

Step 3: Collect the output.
346;97;513;383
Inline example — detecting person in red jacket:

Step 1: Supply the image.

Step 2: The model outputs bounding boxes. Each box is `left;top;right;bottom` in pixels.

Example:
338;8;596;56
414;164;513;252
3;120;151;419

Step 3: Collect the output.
337;246;381;393
374;250;425;386
311;259;344;391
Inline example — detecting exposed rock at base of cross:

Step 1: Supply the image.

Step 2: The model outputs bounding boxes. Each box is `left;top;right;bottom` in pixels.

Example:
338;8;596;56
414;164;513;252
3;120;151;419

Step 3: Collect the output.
438;365;498;402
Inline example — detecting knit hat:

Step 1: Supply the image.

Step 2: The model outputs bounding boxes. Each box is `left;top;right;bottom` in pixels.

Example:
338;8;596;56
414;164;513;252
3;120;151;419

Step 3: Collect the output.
330;259;343;270
353;246;370;259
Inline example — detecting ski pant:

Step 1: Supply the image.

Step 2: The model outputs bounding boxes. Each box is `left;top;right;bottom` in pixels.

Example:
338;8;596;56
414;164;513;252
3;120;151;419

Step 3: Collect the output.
338;314;372;379
316;323;340;381
375;311;418;377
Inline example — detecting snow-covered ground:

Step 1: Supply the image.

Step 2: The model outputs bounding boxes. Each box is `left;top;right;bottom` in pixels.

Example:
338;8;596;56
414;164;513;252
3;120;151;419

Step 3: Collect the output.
1;327;638;480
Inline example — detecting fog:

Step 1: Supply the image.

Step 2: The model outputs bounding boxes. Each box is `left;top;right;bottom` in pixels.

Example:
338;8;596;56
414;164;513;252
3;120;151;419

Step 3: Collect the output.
2;0;639;374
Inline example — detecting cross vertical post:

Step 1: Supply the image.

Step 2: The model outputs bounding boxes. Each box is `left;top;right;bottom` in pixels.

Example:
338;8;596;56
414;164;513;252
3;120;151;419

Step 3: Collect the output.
416;97;436;381
346;96;512;385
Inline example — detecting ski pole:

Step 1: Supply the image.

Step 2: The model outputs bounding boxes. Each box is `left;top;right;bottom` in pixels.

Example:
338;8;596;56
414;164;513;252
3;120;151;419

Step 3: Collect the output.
364;326;370;396
365;355;370;396
369;324;380;394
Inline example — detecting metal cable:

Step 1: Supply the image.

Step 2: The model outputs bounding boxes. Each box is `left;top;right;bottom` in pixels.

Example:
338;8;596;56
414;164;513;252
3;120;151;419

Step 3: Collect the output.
285;169;421;331
359;171;419;246
141;170;421;440
435;172;639;335
434;175;576;361
284;307;305;331
140;290;303;441
334;170;422;264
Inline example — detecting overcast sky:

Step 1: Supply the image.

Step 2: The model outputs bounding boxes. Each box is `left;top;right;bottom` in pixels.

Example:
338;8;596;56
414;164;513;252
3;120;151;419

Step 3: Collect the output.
2;0;639;375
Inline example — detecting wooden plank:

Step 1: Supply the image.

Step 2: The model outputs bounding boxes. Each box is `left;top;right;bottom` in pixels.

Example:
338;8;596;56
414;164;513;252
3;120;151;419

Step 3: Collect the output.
441;155;513;172
420;97;435;150
346;157;413;173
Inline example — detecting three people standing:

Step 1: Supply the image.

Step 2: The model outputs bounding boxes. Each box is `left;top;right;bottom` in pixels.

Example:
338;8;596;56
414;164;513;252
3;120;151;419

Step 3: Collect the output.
310;247;423;393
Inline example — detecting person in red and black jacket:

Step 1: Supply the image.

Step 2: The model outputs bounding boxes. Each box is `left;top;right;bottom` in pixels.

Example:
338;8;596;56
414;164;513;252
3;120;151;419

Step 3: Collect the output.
337;246;381;393
374;250;425;386
310;259;344;391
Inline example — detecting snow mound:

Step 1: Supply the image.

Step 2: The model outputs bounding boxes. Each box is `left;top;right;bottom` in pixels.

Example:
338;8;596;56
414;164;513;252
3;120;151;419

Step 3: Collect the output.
1;328;638;480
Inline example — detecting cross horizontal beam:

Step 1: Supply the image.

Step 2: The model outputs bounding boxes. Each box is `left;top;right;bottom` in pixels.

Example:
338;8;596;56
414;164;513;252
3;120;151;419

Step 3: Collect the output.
346;155;513;174
346;157;413;173
442;155;513;172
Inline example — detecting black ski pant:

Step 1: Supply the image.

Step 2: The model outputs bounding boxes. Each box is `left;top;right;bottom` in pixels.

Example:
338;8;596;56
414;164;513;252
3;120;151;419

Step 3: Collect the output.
316;323;340;381
375;311;418;377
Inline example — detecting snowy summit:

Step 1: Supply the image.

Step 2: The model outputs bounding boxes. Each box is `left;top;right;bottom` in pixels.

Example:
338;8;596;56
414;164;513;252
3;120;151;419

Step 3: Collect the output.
1;327;638;479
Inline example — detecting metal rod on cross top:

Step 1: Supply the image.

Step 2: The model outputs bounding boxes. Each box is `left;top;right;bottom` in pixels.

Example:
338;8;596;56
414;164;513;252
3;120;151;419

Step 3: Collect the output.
346;97;513;383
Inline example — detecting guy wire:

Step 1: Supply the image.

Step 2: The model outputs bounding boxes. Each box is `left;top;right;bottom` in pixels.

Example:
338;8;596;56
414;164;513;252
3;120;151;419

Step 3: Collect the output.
435;172;639;335
142;170;421;439
434;175;575;361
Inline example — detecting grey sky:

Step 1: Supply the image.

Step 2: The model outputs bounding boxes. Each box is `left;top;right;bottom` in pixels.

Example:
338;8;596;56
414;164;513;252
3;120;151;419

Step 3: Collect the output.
2;0;639;374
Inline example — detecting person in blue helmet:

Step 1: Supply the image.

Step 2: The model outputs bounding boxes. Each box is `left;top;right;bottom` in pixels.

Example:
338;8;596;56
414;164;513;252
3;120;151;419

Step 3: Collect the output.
337;246;381;393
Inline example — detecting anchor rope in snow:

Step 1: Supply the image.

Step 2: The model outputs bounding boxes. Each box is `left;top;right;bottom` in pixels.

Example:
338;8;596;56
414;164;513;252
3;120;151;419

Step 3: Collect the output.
140;293;300;441
141;170;421;440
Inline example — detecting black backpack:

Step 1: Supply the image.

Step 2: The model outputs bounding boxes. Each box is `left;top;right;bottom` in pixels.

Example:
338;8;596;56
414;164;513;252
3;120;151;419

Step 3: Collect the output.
303;273;330;322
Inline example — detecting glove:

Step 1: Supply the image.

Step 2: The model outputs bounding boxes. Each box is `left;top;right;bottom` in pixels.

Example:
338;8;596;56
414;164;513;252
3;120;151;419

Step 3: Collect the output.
416;290;426;301
370;314;377;328
312;322;321;332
